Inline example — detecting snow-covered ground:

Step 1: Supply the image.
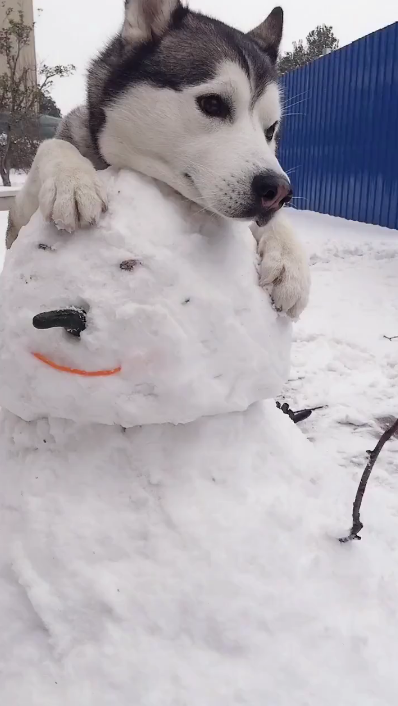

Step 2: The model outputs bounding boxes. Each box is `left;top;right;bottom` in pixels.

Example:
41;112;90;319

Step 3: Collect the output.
0;170;26;187
282;209;398;496
0;170;26;196
0;202;398;704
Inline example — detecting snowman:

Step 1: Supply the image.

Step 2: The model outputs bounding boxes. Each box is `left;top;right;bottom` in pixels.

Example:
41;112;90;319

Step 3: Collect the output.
0;168;396;705
0;168;292;427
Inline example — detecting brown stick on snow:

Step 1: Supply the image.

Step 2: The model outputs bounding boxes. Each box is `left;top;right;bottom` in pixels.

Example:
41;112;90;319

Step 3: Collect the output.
339;417;398;543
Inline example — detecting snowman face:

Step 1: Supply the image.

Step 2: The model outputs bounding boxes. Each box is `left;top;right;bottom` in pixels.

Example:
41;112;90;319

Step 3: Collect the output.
18;237;191;426
31;260;147;376
32;304;119;377
0;170;290;427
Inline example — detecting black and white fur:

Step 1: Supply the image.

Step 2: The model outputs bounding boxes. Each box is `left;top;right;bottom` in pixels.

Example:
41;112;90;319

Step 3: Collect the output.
7;0;310;318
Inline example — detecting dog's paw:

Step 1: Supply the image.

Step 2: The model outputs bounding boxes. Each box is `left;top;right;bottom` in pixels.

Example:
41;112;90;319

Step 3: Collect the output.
254;216;310;320
39;169;108;233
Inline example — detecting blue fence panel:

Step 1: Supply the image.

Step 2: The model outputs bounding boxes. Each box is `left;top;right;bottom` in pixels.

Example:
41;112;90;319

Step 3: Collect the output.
279;22;398;230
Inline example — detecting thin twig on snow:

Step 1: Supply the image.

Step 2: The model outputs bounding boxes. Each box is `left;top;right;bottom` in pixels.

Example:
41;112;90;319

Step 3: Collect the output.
339;418;398;543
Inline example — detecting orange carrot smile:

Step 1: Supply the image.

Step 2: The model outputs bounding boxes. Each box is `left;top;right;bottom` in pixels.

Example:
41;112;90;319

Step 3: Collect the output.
32;352;121;377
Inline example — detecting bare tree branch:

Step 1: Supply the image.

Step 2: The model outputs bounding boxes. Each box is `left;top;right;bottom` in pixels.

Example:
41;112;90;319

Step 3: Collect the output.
339;417;398;543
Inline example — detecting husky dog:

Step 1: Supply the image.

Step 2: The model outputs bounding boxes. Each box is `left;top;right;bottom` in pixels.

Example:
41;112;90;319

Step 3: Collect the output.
7;0;310;318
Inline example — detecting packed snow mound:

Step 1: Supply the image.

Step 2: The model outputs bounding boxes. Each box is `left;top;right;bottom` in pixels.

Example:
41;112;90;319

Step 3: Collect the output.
0;169;290;426
1;405;398;705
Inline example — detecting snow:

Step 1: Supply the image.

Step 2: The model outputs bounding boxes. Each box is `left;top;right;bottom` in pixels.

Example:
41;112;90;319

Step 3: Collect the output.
0;185;20;197
0;183;398;705
1;169;26;186
282;209;398;486
0;170;26;196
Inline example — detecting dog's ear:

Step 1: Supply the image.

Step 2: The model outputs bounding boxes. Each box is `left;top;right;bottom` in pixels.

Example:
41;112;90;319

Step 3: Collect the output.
122;0;182;43
247;6;284;64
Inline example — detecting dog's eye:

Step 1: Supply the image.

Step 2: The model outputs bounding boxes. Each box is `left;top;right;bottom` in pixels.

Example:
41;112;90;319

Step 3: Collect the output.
196;94;230;119
265;122;278;142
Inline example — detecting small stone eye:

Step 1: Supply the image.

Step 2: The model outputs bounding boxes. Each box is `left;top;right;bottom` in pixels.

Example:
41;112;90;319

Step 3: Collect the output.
120;259;140;271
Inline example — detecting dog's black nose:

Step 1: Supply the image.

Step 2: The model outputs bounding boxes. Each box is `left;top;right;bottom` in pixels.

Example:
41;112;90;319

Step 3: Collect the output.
33;308;87;338
252;173;292;210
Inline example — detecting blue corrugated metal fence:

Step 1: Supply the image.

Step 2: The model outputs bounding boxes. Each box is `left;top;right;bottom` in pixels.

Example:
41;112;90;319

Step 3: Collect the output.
279;22;398;230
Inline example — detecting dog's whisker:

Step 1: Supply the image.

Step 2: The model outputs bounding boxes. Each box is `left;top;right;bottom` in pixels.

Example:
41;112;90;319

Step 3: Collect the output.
281;90;309;107
285;165;301;175
282;96;308;110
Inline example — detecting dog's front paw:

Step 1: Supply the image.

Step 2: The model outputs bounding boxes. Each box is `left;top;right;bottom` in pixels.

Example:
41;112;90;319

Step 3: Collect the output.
253;214;310;319
39;168;108;233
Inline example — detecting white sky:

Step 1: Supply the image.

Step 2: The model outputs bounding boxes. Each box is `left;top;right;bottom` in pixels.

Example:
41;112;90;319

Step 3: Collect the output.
33;0;397;116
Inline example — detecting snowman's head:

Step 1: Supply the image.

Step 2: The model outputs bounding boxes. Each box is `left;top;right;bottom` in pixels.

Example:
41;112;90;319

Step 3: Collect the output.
0;169;290;426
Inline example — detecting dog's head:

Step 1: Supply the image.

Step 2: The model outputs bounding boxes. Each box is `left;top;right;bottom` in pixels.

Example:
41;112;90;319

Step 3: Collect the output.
89;0;291;225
